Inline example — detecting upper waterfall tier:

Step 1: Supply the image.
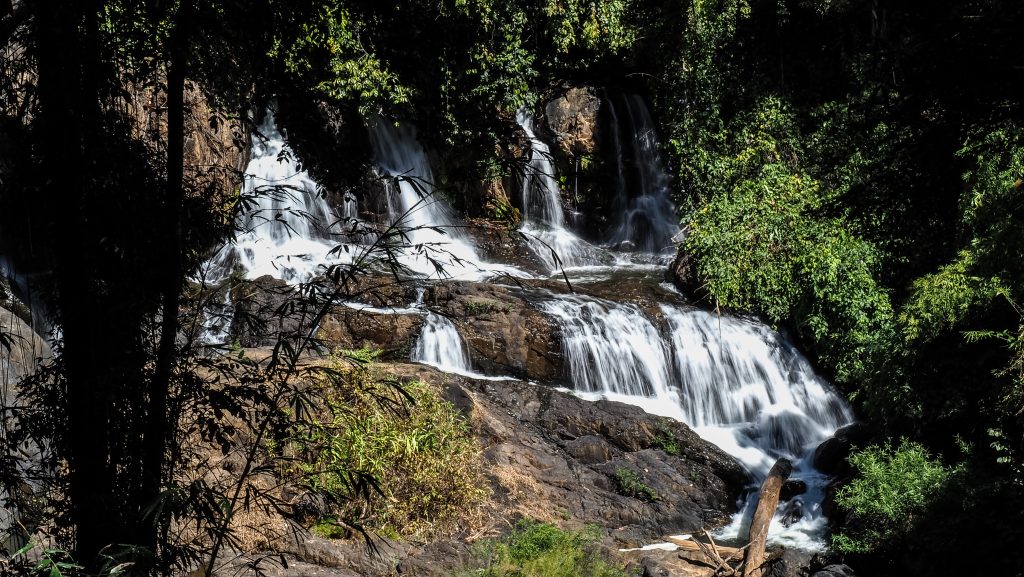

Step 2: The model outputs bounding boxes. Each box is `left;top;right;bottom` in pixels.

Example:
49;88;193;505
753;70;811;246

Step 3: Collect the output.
605;94;679;253
203;111;358;283
515;108;604;271
368;118;520;280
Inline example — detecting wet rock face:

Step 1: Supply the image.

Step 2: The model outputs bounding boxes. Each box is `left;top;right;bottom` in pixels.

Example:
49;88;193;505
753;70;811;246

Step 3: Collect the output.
226;274;423;351
544;86;602;158
667;248;706;301
812;422;869;477
1;305;51;390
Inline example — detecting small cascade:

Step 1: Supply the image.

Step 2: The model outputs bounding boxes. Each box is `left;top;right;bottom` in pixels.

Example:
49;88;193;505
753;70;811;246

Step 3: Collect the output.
515;108;602;271
539;296;679;402
411;313;472;373
368;119;490;279
605;95;679;253
206;111;356;283
543;293;852;550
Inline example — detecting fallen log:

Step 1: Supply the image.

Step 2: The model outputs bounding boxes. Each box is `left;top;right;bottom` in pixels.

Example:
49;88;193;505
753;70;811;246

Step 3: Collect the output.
742;458;793;577
666;536;745;559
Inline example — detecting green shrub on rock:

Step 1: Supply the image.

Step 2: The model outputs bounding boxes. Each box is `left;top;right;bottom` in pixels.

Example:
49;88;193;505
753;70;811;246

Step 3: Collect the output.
293;354;488;538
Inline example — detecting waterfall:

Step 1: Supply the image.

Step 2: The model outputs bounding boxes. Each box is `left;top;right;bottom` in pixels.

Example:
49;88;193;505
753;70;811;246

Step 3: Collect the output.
605;95;679;253
205;111;358;283
539;296;679;401
411;312;472;373
543;293;853;550
515;108;602;272
368;118;492;279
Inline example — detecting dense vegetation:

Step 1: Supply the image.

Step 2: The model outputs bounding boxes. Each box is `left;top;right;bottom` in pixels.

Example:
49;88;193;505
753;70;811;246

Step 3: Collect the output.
1;0;1022;576
295;351;488;539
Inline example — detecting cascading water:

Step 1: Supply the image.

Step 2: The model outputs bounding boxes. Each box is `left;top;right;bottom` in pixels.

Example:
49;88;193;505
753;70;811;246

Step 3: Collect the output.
192;101;852;553
515;108;603;271
368;119;493;279
411;313;472;373
205;111;358;284
543;293;853;550
605;95;679;253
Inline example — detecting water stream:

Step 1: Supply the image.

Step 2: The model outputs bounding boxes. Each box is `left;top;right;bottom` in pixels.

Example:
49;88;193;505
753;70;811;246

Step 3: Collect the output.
605;94;679;253
543;292;852;550
368;118;512;281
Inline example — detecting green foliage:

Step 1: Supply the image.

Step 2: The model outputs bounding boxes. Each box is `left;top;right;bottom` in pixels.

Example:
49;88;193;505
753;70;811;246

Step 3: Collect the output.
462;299;509;316
833;441;953;554
611;467;658;502
293;358;488;537
270;3;409;113
683;97;894;386
900;252;1005;345
652;422;680;456
544;0;637;58
461;520;629;577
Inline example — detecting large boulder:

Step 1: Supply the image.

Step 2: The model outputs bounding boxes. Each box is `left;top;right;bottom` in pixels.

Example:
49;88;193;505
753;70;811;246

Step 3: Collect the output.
0;304;50;391
395;366;752;543
425;282;561;380
812;422;870;476
544;86;601;158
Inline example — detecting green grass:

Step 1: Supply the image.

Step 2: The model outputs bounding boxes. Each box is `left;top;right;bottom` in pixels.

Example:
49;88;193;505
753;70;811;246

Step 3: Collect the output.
459;520;630;577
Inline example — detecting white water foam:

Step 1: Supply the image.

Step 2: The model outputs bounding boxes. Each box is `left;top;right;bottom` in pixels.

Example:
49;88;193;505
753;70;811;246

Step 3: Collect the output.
543;293;853;550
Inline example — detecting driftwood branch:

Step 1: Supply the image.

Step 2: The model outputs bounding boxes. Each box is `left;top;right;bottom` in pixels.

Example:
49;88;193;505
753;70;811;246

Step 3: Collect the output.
742;458;793;577
667;534;748;576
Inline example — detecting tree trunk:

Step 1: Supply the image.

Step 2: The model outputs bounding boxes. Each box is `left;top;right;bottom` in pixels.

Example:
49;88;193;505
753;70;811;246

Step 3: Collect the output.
144;0;192;554
743;458;792;577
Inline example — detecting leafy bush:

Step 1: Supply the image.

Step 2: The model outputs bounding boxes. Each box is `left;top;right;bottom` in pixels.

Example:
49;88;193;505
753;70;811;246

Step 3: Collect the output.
464;520;628;577
832;440;952;554
293;354;488;537
683;98;895;387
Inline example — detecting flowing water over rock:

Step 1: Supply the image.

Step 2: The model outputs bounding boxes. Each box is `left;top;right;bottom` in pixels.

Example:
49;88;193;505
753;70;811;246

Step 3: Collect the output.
515;108;604;271
543;291;853;550
605;94;679;253
412;312;472;373
368;118;511;280
204;112;358;284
